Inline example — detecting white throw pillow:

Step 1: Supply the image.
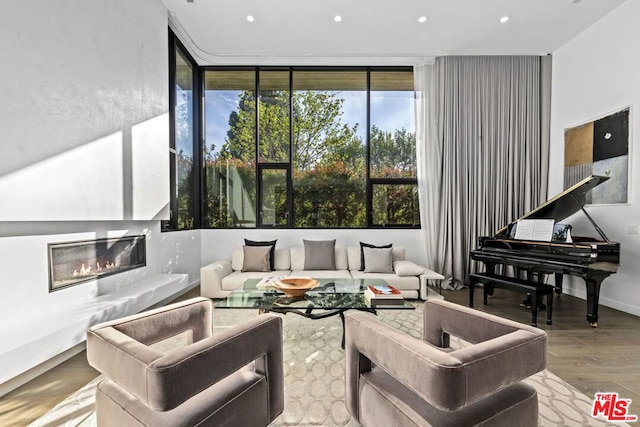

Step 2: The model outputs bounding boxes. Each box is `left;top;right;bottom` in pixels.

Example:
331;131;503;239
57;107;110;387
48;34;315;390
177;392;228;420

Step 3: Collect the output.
363;247;394;273
393;260;424;276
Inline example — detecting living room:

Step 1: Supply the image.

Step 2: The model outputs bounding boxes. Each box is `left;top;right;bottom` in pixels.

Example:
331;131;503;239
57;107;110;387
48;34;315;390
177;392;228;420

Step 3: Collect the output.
1;0;640;425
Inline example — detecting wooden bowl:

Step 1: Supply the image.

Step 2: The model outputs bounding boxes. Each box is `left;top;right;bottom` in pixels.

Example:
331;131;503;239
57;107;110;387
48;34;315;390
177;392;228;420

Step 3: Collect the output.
273;278;319;298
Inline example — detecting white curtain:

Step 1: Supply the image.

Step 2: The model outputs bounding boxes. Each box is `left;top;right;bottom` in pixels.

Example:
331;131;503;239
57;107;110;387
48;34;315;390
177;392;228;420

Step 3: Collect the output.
414;63;447;284
415;56;549;290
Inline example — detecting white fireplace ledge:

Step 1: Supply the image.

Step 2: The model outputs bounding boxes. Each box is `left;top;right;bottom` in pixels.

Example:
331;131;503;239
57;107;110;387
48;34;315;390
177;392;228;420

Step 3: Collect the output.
0;273;189;386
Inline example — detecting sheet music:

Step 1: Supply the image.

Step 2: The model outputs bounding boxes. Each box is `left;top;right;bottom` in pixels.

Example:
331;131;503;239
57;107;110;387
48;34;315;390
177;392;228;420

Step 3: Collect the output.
514;219;555;241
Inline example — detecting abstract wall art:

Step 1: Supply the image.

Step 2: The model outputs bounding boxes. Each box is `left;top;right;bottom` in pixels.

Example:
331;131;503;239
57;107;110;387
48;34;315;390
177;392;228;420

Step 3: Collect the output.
564;106;630;204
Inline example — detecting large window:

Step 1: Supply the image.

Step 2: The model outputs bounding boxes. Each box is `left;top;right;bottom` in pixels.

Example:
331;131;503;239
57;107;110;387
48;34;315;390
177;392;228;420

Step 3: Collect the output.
369;71;418;226
164;38;196;230
165;60;419;230
203;70;257;228
292;71;367;227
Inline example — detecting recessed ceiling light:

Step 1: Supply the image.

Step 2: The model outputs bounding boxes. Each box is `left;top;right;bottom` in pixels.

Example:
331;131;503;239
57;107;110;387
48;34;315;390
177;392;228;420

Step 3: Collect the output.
246;15;255;22
418;16;427;23
334;15;342;23
500;16;509;23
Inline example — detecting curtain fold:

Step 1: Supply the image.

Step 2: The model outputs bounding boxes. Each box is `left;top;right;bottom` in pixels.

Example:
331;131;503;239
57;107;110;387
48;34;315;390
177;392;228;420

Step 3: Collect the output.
414;64;442;280
415;56;549;290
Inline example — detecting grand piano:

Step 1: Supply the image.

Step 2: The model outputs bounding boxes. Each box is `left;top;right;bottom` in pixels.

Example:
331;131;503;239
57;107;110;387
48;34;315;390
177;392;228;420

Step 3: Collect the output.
470;175;620;327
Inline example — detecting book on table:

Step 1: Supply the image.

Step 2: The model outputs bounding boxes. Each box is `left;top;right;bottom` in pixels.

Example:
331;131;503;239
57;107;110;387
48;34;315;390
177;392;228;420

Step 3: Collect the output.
364;285;404;306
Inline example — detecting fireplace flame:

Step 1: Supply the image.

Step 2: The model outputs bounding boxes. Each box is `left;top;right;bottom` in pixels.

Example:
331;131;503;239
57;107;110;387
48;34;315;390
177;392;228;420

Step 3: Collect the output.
72;260;117;278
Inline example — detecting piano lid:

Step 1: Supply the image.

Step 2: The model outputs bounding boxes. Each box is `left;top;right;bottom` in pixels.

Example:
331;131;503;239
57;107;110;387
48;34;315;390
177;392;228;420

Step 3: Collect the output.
497;175;610;237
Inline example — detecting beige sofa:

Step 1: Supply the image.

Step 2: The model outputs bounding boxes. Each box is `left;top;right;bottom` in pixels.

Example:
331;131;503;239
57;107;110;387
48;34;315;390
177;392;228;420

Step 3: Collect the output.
200;245;444;300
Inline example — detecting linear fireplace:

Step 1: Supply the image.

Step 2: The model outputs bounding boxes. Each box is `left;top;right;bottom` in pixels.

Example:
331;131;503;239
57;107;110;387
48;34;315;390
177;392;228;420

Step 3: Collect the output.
48;235;146;291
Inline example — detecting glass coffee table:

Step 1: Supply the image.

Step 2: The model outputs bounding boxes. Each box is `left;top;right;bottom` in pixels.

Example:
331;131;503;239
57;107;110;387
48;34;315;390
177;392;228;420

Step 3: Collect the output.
215;277;415;347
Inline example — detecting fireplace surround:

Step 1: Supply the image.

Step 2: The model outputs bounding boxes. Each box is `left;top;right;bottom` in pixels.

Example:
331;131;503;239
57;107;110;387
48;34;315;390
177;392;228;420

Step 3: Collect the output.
48;235;146;291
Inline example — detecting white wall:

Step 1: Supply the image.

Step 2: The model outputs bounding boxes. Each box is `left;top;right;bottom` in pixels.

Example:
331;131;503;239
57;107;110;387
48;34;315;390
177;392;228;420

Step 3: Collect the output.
550;0;640;316
0;0;200;349
201;229;427;267
0;0;169;221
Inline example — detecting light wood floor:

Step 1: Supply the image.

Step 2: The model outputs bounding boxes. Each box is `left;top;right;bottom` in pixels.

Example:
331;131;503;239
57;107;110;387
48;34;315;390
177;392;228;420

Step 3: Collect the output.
446;287;640;420
1;286;639;426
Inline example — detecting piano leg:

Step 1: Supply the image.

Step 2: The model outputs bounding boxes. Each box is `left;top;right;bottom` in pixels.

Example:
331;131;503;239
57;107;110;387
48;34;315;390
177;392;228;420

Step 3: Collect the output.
585;274;606;327
485;263;497;298
521;273;547;310
554;273;563;296
545;291;553;325
483;285;493;305
469;276;475;307
530;289;539;327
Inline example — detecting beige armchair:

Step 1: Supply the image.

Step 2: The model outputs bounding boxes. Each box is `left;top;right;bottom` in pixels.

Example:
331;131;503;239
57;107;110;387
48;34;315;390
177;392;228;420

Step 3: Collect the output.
86;297;284;427
345;299;547;427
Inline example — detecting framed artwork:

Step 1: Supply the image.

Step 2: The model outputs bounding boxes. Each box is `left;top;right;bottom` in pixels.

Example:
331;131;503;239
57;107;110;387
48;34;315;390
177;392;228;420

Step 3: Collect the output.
563;106;630;204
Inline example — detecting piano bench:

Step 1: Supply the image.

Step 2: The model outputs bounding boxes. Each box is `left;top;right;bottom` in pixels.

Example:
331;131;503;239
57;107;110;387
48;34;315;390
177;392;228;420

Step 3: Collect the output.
468;272;554;327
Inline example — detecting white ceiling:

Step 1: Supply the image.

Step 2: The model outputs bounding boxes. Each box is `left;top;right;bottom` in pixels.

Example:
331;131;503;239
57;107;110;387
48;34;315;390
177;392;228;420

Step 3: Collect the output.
161;0;626;65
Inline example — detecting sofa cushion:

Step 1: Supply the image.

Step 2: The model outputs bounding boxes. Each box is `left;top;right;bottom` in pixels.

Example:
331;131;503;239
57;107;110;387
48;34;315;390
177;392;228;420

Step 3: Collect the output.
231;248;244;271
359;242;393;271
393;260;424;276
391;247;406;263
291;245;348;270
244;239;277;270
304;239;336;270
290;247;304;270
357;368;538;427
347;246;362;271
363;247;394;273
232;247;289;272
348;246;406;271
273;248;290;271
242;246;272;272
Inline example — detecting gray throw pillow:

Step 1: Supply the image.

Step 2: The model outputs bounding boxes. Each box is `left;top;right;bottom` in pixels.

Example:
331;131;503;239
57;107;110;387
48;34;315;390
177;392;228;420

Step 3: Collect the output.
242;245;272;272
359;242;393;271
363;247;394;273
303;239;336;270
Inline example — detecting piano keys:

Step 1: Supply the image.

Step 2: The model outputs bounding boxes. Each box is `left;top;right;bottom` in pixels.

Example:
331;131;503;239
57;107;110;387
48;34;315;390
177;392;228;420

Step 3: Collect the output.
470;175;620;327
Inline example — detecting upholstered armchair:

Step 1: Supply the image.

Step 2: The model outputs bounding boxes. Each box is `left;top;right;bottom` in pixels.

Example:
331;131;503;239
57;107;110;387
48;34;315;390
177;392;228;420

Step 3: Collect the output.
86;297;284;427
345;299;547;427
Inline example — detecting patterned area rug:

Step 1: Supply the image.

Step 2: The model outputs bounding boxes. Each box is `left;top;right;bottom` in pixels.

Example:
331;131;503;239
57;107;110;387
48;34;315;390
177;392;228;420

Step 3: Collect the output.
31;304;627;426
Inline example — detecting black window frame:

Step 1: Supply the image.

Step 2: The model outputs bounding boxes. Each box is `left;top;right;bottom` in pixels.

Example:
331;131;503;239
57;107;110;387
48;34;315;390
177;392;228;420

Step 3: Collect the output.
163;32;200;232
164;34;418;231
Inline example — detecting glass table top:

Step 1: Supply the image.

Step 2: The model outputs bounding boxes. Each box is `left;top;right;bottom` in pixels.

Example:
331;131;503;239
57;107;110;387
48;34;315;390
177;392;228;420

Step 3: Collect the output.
215;277;415;310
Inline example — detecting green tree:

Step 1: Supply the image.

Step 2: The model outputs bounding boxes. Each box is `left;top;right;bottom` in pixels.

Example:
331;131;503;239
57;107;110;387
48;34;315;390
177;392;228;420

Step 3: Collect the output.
291;91;362;171
176;149;195;229
221;90;363;168
204;87;419;228
212;89;367;227
369;125;417;178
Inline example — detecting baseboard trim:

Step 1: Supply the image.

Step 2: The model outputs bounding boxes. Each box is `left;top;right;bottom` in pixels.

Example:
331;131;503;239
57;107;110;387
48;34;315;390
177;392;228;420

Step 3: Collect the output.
561;287;640;318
